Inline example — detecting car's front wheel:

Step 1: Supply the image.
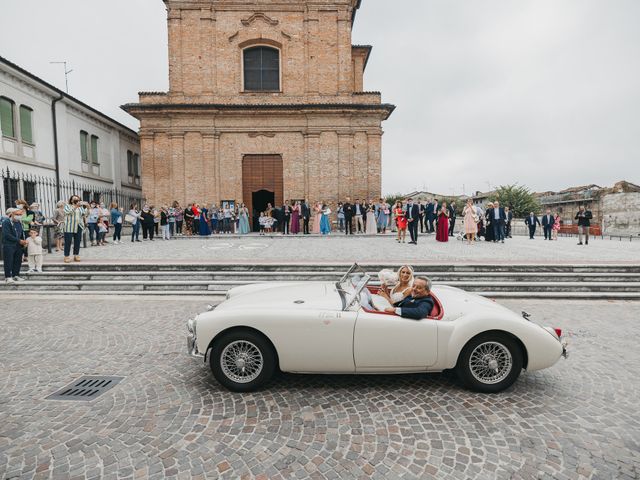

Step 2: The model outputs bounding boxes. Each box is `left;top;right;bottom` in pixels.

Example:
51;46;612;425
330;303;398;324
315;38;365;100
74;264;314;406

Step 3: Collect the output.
210;330;276;392
456;333;523;393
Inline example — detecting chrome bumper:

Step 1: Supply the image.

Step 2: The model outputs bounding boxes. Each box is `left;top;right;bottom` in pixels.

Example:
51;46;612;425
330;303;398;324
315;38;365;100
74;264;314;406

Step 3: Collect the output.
186;318;205;360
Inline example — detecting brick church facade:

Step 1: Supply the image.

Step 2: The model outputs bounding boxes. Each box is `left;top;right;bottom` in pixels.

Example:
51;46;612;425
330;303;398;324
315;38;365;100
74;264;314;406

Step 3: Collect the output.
123;0;394;219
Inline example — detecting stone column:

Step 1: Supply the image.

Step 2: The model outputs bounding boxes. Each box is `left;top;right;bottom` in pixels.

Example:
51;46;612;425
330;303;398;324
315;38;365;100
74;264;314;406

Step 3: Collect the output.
305;11;320;94
202;133;217;204
184;132;204;204
200;8;216;96
169;133;185;204
367;131;383;200
304;132;321;202
338;132;354;201
139;133;156;204
167;7;183;94
337;9;352;94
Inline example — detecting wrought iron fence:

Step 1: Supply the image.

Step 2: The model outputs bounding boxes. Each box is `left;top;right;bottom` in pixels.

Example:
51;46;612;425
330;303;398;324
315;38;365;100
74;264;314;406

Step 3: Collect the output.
1;166;145;219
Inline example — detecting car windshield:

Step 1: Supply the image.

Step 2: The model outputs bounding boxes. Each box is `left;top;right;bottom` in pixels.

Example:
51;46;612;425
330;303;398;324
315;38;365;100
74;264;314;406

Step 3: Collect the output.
336;264;371;310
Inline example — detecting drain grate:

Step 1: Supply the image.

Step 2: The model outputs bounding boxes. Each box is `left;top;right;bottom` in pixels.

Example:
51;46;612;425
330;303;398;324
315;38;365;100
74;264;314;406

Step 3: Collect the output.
46;375;124;401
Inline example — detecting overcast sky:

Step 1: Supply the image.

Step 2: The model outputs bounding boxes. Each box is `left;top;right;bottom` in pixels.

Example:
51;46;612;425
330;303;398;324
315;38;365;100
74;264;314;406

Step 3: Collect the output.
1;0;638;195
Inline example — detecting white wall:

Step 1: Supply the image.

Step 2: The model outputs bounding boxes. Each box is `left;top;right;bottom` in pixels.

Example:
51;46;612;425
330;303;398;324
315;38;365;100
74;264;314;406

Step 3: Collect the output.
602;192;640;235
0;68;56;174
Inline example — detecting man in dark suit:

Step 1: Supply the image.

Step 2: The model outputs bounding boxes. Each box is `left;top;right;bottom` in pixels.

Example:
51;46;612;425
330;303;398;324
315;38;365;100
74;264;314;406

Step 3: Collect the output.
405;198;420;244
281;202;291;235
384;277;435;320
301;200;311;234
2;208;27;283
343;197;354;235
525;212;541;239
504;206;513;238
419;201;426;233
448;201;457;236
488;200;506;243
541;208;554;240
426;199;439;233
575;205;593;245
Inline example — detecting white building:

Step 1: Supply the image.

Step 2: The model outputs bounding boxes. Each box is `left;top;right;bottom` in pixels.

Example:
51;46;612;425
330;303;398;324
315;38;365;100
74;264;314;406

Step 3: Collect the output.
0;55;142;215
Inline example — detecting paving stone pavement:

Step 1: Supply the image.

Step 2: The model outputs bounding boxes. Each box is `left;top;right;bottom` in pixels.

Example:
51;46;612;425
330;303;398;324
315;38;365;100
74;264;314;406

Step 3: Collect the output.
39;234;640;264
0;298;639;480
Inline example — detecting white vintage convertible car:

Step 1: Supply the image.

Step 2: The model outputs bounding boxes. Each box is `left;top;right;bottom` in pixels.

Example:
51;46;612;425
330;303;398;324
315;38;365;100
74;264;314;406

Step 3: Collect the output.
187;264;567;393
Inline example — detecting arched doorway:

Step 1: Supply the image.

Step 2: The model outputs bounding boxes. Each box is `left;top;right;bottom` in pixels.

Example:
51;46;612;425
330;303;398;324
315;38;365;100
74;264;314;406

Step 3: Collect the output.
242;155;283;231
251;190;275;231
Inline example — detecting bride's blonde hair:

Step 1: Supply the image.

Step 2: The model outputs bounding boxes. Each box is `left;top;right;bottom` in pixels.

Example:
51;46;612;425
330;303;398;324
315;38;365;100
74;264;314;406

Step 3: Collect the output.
395;265;415;288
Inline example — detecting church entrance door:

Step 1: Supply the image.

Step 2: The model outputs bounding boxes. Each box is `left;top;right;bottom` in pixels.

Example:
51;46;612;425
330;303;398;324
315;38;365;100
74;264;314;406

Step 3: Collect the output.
252;190;275;231
242;155;283;232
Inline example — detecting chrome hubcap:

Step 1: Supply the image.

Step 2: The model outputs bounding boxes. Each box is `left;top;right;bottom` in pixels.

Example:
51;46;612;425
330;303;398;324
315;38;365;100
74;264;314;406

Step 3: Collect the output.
469;341;513;384
221;340;264;384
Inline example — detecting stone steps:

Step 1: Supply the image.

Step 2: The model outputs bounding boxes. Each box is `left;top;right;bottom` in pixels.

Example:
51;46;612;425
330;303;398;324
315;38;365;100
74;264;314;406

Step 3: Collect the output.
2;263;639;299
21;271;640;283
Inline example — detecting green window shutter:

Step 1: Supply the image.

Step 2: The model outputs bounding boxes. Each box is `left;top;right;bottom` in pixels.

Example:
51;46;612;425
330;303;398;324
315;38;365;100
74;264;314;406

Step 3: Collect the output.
127;150;133;176
134;154;140;176
19;106;33;144
91;135;99;164
0;97;15;138
80;131;88;162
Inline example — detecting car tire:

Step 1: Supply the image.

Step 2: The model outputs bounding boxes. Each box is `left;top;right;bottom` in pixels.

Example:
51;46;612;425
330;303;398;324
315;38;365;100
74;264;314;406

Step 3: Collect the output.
210;330;276;392
455;333;523;393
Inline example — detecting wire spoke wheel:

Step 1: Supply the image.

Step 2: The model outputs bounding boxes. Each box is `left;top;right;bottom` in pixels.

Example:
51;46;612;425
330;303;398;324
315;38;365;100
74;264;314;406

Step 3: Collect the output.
468;341;513;385
220;340;264;384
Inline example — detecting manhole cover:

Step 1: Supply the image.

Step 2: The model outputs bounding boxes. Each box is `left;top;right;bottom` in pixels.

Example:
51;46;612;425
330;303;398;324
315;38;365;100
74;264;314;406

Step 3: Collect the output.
46;376;124;401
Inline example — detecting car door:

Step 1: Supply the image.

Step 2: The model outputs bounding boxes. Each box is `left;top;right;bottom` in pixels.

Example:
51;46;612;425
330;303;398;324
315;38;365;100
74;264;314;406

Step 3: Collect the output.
353;309;438;371
271;309;358;373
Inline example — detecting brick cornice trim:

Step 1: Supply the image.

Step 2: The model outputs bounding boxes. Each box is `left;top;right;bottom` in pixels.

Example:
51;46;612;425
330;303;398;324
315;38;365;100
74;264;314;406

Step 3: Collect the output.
122;102;396;120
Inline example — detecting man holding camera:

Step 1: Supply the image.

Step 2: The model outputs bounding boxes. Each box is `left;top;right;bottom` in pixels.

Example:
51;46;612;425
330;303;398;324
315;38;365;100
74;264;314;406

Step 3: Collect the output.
63;195;88;263
575;205;593;245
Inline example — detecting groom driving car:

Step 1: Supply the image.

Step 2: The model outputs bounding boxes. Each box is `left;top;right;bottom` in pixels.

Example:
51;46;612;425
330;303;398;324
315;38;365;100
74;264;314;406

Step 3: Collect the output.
385;277;434;320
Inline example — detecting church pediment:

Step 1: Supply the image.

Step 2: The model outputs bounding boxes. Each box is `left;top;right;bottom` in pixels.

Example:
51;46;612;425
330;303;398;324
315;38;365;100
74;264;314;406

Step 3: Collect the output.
241;12;279;27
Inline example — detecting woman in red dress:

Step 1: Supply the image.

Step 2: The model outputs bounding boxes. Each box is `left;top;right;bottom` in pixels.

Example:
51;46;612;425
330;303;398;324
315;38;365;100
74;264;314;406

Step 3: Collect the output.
394;201;407;243
436;202;450;242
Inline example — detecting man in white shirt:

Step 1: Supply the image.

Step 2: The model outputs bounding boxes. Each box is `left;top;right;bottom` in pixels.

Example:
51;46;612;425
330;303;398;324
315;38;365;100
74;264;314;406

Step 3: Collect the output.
354;200;364;234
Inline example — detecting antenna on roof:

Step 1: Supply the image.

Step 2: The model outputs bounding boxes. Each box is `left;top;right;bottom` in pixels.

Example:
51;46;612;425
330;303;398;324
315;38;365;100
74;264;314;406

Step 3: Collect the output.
50;61;73;93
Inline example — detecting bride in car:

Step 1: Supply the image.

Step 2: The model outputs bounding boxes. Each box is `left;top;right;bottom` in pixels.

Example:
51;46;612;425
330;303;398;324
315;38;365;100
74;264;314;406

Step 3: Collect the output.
359;265;414;311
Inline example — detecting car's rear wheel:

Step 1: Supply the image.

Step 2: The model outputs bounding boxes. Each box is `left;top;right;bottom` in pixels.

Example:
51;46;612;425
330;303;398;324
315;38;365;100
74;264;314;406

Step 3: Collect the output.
455;333;523;393
210;330;276;392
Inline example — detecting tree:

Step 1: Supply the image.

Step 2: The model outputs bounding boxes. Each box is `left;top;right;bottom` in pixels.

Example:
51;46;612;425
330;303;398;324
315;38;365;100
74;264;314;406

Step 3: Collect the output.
384;193;405;206
495;184;541;217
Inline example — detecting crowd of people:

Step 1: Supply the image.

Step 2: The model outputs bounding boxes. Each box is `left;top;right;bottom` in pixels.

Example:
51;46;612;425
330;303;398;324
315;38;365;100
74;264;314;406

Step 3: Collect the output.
1;193;596;282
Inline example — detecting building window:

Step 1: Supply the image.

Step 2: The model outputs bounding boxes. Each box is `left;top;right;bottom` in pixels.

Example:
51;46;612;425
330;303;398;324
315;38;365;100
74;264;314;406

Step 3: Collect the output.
3;177;19;210
243;46;280;91
80;130;89;163
128;151;141;185
0;96;15;138
19;105;34;145
23;180;36;205
90;135;99;165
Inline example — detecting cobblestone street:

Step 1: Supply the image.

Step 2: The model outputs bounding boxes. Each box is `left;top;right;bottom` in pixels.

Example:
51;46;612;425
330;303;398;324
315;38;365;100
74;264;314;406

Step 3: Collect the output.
1;298;639;479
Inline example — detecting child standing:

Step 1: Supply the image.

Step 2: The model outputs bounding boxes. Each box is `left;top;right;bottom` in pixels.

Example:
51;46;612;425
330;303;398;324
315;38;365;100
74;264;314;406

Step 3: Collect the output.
26;228;43;273
259;212;267;235
97;219;108;245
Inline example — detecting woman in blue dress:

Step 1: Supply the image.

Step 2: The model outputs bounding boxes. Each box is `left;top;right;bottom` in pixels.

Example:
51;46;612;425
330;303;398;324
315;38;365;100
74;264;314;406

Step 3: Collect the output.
238;203;251;234
199;206;211;236
320;203;331;235
377;199;390;234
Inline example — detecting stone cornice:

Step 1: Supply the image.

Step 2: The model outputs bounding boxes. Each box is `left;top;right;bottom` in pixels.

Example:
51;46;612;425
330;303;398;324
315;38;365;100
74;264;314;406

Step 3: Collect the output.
122;102;395;120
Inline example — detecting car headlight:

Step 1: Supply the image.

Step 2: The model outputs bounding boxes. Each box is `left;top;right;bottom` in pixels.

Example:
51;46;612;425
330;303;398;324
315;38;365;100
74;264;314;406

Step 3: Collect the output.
187;318;195;335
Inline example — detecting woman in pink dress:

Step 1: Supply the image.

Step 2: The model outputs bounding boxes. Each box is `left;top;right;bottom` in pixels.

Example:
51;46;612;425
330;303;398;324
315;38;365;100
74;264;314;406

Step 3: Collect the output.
436;202;450;242
552;213;561;240
312;202;322;234
291;201;301;234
